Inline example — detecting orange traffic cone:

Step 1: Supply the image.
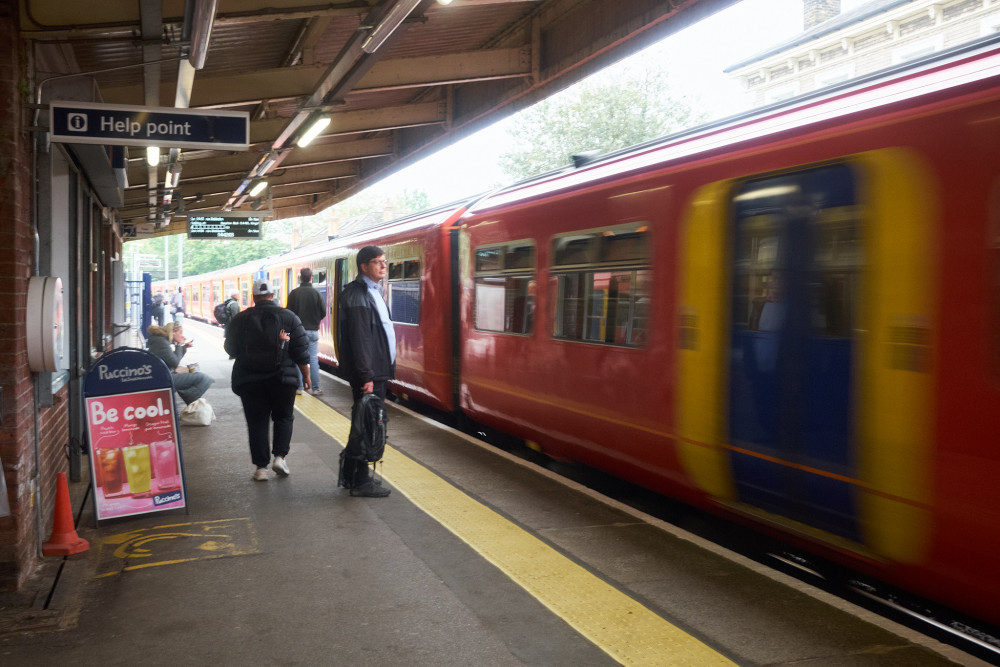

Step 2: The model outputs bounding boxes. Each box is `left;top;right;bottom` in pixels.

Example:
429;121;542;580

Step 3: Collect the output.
42;472;89;556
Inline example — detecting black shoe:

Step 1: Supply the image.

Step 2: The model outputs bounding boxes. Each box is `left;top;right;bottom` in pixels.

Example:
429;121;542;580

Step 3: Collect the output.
350;480;390;498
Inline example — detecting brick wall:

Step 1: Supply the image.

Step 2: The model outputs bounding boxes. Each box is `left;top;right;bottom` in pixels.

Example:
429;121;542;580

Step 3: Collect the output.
0;2;72;593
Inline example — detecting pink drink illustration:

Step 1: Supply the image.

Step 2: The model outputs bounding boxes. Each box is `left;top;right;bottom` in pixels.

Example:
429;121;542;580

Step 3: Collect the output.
151;440;180;492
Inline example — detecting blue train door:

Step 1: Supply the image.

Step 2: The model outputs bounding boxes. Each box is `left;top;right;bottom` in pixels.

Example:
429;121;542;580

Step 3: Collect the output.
728;164;861;540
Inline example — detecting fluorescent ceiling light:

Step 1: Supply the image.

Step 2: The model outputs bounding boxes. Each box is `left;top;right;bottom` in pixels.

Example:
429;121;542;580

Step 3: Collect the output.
146;146;160;166
361;0;422;54
296;116;331;147
248;180;268;198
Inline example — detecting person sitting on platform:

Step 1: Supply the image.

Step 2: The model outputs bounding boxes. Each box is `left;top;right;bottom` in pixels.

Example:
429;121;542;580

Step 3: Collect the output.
147;322;214;405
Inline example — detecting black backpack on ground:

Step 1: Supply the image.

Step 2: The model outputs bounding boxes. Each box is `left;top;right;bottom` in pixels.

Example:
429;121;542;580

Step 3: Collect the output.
213;298;234;325
240;307;285;373
338;393;387;488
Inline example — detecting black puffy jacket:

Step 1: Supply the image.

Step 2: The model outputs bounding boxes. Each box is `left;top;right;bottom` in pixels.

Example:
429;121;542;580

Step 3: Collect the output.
224;300;309;392
337;277;394;387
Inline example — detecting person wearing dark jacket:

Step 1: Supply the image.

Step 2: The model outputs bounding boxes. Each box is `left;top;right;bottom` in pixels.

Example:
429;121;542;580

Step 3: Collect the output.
147;321;214;405
336;245;395;497
222;291;241;338
224;278;311;481
286;267;326;396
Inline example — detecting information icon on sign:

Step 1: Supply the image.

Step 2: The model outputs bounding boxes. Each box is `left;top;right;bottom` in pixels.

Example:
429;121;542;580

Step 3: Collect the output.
67;113;88;132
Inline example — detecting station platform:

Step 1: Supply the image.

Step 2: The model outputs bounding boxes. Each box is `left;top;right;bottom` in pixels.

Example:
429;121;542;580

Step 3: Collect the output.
0;319;988;666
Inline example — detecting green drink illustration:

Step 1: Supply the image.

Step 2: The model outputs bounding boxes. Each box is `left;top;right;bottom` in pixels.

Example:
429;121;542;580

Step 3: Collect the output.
123;444;152;496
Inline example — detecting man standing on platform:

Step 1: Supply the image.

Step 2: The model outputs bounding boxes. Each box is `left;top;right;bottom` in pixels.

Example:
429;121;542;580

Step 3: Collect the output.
223;291;241;337
286;267;326;396
225;279;311;482
337;245;394;498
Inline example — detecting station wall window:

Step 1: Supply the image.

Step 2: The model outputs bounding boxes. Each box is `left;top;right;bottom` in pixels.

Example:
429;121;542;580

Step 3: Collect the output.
552;224;650;346
388;258;421;325
473;241;536;335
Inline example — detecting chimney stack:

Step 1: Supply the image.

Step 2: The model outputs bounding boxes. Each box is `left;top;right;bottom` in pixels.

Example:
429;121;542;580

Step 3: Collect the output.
803;0;841;29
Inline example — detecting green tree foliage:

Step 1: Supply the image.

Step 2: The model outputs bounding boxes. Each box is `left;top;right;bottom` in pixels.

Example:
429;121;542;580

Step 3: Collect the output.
326;187;430;220
498;68;708;181
126;219;294;281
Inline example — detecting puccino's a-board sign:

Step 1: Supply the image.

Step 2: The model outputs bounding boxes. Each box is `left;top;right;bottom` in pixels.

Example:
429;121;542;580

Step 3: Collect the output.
84;348;187;522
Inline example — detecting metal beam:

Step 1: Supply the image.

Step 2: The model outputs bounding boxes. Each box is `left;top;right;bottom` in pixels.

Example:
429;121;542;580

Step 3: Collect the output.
247;101;446;144
99;48;529;109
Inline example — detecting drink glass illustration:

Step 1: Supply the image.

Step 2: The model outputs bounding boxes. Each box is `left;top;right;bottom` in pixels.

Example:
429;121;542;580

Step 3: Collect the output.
151;440;180;492
97;448;126;497
123;444;152;496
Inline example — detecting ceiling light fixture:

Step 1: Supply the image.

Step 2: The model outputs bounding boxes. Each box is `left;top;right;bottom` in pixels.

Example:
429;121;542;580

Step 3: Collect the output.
146;146;160;167
296;116;331;147
361;0;422;54
248;180;268;198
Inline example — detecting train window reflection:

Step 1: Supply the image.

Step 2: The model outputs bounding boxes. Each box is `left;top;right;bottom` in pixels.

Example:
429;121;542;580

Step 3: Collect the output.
474;277;535;334
388;258;421;325
554;270;650;345
551;224;650;347
473;240;536;335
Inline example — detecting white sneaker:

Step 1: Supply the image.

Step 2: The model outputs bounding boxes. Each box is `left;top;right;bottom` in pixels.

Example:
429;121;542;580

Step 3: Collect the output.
252;468;268;481
272;456;290;477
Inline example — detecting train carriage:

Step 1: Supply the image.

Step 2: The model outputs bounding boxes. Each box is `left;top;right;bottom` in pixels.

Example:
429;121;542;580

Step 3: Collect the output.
155;41;1000;629
456;42;1000;627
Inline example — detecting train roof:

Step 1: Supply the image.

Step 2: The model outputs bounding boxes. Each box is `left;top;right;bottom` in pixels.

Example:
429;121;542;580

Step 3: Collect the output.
469;35;1000;215
263;196;479;267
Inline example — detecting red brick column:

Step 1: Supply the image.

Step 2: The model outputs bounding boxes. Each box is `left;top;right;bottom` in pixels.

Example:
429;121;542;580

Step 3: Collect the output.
0;1;70;593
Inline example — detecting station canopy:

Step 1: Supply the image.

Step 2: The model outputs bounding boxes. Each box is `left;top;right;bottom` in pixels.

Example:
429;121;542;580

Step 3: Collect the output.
23;0;733;235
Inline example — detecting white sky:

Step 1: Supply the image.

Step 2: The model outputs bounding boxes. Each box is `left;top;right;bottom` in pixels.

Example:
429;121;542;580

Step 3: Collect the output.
356;0;871;208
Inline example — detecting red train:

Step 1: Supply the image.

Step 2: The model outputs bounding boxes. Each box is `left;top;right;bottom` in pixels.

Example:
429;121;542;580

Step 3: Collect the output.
164;42;1000;631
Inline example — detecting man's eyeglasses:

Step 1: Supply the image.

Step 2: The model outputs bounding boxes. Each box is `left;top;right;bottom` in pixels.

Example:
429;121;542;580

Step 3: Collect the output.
368;259;387;266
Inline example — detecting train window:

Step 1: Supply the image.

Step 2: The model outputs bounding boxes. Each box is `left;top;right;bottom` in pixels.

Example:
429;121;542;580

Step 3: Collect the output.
551;225;650;346
554;270;651;345
553;237;597;267
602;231;648;263
388;258;420;325
474;241;536;335
733;165;860;339
475;277;535;334
314;269;327;285
404;260;420;280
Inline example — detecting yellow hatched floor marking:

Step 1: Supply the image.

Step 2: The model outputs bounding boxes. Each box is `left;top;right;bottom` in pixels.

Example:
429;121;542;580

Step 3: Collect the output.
296;393;734;666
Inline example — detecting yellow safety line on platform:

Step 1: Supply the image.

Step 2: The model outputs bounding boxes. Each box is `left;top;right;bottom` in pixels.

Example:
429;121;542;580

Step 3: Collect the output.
295;393;734;666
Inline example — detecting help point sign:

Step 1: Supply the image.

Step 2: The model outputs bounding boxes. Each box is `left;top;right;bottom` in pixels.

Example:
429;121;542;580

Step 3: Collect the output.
84;348;187;521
